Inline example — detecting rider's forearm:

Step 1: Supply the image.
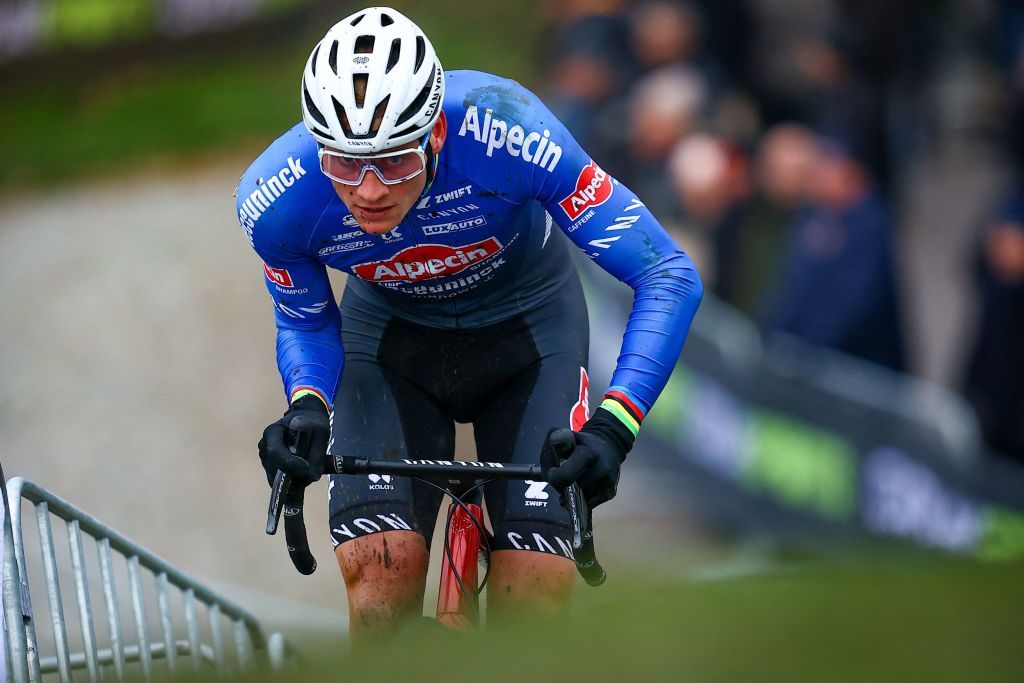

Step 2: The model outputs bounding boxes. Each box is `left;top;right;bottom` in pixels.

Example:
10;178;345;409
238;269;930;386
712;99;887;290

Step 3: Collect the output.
602;253;703;436
276;325;344;410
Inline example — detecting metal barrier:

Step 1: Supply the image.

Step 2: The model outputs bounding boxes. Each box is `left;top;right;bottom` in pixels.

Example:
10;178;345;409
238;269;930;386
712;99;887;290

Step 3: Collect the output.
3;477;291;682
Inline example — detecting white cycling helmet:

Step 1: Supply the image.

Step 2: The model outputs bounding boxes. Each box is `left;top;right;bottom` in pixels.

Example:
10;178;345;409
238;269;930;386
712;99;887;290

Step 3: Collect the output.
301;7;445;153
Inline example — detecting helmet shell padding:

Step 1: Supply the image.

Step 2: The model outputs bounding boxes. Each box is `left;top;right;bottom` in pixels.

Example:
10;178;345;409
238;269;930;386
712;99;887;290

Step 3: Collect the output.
301;7;445;153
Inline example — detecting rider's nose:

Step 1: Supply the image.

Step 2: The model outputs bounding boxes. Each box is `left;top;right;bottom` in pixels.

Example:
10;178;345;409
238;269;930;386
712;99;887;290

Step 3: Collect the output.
355;170;388;203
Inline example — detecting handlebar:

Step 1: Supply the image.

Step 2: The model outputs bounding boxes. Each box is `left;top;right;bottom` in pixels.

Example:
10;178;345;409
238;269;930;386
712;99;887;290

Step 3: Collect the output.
265;434;606;586
333;456;544;480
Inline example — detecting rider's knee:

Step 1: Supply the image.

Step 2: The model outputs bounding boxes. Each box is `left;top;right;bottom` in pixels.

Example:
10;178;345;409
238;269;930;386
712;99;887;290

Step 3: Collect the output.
335;530;429;593
488;549;575;616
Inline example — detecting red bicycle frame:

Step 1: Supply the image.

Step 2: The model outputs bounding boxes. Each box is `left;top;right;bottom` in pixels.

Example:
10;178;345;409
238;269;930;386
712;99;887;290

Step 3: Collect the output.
435;501;489;629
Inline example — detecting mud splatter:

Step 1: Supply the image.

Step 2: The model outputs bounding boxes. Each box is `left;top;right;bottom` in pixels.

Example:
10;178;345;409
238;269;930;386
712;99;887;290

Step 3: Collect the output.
462;85;531;122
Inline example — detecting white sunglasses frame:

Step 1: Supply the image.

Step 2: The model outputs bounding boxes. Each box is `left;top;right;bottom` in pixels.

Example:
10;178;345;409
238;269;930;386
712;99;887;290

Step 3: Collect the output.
317;137;431;186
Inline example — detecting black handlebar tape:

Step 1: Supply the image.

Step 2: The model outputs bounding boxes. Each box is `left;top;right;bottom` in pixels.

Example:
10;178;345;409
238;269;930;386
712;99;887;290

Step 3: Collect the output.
574;514;607;586
283;485;316;575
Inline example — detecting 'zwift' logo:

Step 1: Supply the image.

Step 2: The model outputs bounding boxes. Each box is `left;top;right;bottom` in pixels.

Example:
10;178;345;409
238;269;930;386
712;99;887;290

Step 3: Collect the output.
559;162;613;220
352;238;502;282
458;106;562;172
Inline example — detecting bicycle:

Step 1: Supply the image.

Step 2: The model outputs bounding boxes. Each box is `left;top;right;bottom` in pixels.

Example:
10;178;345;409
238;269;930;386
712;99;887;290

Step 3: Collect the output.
264;426;605;629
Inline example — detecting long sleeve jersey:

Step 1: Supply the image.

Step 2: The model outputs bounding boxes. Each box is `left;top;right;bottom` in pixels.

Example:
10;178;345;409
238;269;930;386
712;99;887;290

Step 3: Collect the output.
236;70;702;432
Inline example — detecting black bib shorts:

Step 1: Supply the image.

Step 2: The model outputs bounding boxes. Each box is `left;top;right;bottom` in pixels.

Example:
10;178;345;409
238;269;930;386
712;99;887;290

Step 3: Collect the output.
326;274;591;559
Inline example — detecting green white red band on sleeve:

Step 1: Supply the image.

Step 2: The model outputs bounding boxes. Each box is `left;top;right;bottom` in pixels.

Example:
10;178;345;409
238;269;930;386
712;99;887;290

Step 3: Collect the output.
600;389;645;438
289;386;331;410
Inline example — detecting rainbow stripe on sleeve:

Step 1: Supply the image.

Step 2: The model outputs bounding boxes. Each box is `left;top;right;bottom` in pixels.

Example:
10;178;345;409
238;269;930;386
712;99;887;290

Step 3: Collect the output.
600;389;646;438
289;386;332;411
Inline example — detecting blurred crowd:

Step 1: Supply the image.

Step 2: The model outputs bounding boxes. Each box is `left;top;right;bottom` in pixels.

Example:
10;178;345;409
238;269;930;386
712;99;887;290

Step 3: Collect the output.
540;0;1024;462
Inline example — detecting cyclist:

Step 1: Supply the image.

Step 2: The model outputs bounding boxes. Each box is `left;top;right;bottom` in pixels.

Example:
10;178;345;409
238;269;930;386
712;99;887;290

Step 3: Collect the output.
237;7;702;643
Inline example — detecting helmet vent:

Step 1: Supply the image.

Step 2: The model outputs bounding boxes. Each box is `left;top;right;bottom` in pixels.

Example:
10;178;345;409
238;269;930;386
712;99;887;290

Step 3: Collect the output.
396;64;434;126
350;13;365;26
354;35;374;53
352;73;368;107
333;96;357;139
414;36;425;71
385;38;401;74
303;83;329;128
371;95;391;133
328;41;339;74
380;13;395;27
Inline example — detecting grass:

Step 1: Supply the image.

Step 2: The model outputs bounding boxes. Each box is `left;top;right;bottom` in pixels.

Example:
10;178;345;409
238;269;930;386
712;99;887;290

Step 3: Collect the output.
154;556;1024;682
0;1;543;190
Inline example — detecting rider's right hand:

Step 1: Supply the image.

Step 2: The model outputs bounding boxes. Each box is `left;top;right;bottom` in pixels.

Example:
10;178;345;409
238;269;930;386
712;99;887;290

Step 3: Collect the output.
258;395;331;488
541;409;634;509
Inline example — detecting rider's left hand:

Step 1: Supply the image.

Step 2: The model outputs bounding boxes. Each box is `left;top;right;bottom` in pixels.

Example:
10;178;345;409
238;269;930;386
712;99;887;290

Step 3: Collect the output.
543;408;635;508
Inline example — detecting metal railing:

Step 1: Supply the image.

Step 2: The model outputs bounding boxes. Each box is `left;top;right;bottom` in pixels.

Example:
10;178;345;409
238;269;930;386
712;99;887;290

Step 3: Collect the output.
3;477;291;682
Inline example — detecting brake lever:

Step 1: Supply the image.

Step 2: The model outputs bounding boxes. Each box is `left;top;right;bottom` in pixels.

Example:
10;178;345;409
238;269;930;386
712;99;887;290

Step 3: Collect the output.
266;470;288;535
264;423;317;574
546;429;606;587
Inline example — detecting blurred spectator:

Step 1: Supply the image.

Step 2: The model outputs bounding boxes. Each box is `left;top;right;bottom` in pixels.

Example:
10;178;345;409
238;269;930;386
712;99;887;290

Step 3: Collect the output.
628;1;726;96
763;137;906;371
682;123;816;317
963;190;1024;461
542;0;632;72
548;52;624;155
543;1;633;162
630;1;701;71
614;65;708;219
757;123;817;209
789;35;888;186
668;133;753;305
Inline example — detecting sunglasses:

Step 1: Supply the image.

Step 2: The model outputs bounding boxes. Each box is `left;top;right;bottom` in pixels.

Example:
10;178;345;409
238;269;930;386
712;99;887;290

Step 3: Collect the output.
317;135;430;186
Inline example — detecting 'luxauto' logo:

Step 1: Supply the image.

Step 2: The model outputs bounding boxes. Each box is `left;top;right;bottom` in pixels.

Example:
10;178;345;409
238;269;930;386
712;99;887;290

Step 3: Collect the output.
422;215;487;236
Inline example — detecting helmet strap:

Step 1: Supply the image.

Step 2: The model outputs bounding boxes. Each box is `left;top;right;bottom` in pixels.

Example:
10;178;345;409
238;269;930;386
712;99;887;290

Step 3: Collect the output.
423;135;440;190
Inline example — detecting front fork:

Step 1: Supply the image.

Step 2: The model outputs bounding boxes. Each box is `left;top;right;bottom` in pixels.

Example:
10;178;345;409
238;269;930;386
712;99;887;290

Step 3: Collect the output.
436;501;489;629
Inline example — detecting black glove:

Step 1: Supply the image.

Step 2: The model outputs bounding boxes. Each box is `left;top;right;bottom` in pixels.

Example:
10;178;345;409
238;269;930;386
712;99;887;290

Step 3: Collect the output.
542;408;634;508
258;395;331;488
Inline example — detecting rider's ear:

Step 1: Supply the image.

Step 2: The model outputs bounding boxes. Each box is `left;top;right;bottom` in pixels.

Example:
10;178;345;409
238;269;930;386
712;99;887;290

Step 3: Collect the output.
430;111;447;154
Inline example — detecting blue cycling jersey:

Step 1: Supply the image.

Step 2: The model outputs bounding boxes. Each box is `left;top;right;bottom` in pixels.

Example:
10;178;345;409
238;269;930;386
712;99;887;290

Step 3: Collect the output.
236;70;702;423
